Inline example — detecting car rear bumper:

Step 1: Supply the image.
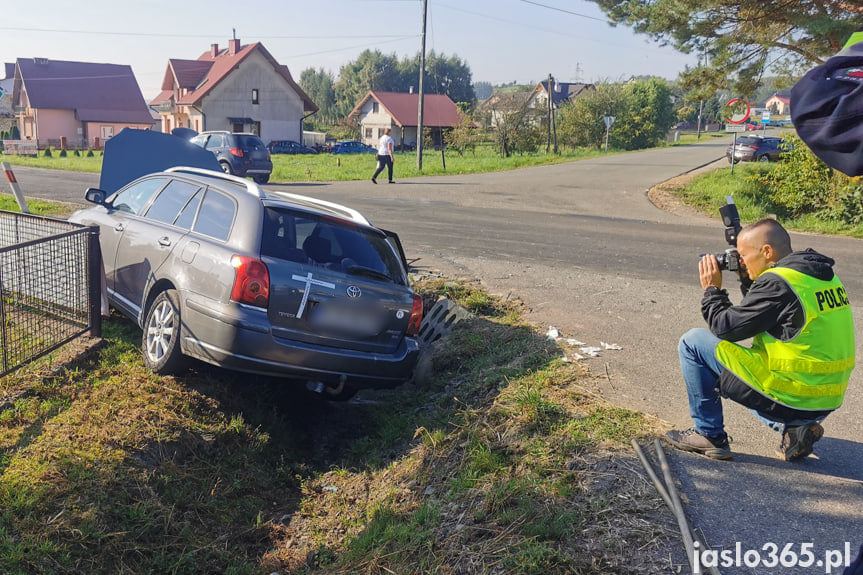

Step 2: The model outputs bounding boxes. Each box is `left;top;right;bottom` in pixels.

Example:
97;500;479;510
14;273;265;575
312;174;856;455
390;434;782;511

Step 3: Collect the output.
182;299;420;387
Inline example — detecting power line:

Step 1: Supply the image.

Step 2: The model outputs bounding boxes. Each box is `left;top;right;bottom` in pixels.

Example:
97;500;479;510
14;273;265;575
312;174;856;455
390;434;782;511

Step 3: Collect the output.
0;26;411;40
517;0;609;23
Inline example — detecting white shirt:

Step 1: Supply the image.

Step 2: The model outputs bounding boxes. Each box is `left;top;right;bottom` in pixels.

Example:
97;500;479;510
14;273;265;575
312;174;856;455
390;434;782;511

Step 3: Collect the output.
378;133;394;156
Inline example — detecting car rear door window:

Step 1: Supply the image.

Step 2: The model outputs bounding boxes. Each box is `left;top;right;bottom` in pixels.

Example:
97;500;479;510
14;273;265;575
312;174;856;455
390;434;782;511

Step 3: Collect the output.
193;189;235;241
205;134;224;150
261;207;406;284
144;179;202;225
111;177;169;215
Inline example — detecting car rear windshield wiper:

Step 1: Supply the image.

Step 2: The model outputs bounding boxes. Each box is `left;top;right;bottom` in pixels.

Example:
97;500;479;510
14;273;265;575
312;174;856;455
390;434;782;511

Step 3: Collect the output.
346;265;392;283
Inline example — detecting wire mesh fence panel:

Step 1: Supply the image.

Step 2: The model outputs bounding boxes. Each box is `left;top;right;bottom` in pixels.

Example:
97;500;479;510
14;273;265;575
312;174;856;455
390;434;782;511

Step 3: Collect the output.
0;211;101;376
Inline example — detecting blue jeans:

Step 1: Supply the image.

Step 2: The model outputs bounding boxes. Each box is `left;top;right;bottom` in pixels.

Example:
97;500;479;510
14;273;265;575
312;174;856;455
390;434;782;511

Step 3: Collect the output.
678;328;824;437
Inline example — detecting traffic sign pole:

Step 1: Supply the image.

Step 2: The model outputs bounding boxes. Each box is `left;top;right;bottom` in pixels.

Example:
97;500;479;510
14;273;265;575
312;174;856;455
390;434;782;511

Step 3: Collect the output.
2;162;30;213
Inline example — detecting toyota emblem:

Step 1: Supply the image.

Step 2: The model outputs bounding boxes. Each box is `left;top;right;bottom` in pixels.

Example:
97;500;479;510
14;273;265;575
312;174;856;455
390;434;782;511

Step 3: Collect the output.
346;285;362;298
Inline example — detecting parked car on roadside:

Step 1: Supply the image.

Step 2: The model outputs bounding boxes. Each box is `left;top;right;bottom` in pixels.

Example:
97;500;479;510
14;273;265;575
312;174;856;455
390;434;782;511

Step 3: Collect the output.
189;131;272;184
330;140;376;154
267;140;318;155
726;135;791;164
69;167;423;400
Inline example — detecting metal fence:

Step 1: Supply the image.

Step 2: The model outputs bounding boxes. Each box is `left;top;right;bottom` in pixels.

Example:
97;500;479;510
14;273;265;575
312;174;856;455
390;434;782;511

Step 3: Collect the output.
0;211;102;376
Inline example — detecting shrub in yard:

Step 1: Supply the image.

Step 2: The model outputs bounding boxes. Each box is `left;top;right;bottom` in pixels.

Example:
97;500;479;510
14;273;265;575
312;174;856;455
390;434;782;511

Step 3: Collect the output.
752;134;849;218
86;149;94;157
43;147;52;157
59;149;67;157
73;149;80;157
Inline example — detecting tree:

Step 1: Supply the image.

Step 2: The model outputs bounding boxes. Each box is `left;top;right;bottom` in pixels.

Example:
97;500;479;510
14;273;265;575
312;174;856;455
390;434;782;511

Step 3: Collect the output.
557;78;674;150
473;81;493;101
557;83;625;149
299;68;337;125
398;50;476;106
334;50;403;117
586;0;863;95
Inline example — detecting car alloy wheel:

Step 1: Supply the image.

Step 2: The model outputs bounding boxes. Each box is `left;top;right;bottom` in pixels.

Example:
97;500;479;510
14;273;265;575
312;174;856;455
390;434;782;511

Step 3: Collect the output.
143;289;186;374
758;155;771;163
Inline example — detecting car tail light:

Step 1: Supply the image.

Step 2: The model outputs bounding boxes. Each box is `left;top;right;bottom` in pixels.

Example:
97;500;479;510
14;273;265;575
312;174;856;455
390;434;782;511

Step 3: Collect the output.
229;147;244;158
405;293;423;336
231;255;269;308
750;145;760;150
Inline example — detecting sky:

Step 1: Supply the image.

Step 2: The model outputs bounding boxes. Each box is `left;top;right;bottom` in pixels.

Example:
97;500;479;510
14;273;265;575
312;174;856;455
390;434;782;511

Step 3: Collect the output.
1;0;699;101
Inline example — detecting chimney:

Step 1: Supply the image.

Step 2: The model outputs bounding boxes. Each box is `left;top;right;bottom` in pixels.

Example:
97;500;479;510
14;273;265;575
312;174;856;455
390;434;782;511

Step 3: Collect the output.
228;39;241;55
210;43;219;58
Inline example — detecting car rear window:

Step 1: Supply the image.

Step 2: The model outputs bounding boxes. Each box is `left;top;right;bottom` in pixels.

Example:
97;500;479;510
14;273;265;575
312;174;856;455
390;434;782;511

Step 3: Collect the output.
736;137;761;145
261;208;405;285
235;135;265;148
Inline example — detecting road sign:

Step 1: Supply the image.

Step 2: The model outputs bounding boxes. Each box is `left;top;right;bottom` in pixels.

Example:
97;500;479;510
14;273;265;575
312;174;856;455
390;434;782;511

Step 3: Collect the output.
725;98;751;124
725;124;746;132
602;115;615;129
761;111;771;124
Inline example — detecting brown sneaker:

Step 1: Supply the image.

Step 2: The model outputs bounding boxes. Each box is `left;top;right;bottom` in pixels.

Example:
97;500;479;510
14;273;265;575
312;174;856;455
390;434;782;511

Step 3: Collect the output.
666;427;732;460
777;423;824;461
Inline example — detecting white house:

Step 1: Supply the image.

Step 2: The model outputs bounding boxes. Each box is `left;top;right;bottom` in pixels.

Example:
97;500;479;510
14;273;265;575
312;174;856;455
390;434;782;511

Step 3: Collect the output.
150;39;317;143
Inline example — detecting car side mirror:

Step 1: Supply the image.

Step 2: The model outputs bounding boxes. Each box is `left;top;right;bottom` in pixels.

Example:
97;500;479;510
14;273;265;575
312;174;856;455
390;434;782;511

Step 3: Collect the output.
85;187;107;205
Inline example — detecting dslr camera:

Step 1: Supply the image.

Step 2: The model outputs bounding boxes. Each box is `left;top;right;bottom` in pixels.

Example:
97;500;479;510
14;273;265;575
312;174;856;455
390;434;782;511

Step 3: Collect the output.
704;197;743;273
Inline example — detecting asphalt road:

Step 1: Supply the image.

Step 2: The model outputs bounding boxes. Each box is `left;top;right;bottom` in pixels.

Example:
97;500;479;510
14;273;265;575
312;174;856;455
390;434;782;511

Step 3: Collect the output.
6;141;863;573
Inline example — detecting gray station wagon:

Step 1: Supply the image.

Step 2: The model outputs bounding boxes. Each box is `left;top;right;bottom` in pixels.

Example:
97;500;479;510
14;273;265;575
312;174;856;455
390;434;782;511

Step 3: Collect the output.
69;167;423;399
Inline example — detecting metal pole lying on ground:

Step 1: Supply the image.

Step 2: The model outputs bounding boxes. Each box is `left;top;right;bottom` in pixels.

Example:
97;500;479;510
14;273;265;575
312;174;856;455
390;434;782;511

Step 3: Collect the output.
2;162;30;213
632;439;722;575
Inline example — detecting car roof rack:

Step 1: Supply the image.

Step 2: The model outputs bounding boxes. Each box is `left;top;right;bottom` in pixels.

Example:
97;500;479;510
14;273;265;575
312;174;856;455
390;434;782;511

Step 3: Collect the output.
165;166;264;198
164;166;369;225
269;191;370;225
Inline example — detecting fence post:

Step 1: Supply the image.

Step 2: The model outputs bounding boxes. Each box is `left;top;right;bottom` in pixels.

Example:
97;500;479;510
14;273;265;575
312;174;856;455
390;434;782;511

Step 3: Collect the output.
88;226;103;338
1;162;30;213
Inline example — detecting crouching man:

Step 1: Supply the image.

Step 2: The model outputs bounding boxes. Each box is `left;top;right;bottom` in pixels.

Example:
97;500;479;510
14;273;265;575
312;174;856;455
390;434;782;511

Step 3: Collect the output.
666;219;855;460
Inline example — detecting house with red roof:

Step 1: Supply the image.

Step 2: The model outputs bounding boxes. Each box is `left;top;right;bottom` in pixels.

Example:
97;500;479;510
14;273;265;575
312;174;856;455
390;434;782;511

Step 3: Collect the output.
12;58;154;148
765;91;791;115
150;38;317;143
348;91;461;148
527;80;594;111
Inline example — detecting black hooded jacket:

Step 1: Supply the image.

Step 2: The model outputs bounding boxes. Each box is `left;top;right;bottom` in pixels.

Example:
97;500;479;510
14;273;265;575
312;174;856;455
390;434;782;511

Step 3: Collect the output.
701;249;839;419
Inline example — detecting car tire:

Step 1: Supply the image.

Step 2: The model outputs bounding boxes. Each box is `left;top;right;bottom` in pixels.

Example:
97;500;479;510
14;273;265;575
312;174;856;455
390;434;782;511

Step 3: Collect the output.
220;161;234;175
757;155;770;163
253;174;270;184
142;289;186;375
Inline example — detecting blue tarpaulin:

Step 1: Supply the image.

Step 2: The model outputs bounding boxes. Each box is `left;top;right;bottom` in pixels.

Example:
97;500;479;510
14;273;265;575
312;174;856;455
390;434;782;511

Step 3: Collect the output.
99;128;221;194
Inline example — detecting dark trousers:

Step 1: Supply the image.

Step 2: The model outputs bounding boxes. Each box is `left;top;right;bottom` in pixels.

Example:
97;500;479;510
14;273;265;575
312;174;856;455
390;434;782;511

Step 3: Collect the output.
373;155;393;181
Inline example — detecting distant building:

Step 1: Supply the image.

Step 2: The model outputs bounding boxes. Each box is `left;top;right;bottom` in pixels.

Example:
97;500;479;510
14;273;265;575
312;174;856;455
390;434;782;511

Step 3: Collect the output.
348;91;461;148
765;92;791;115
12;58;154;148
150;39;317;142
527;80;594;111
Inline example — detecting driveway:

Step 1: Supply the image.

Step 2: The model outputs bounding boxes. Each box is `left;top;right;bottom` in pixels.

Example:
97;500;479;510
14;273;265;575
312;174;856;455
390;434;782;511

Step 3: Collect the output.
10;140;863;573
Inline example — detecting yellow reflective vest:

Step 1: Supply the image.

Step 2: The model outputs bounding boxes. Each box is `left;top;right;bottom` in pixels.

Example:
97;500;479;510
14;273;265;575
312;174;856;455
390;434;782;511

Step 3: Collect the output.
715;267;855;411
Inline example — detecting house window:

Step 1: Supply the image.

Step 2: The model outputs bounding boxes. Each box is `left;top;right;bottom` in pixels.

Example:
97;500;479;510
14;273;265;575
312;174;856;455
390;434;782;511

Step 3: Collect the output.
365;128;372;138
252;89;259;105
101;126;114;140
232;123;244;133
372;102;379;113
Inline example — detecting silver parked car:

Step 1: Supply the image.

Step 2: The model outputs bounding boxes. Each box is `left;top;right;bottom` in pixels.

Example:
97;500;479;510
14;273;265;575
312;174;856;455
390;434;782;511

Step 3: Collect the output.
69;167;423;399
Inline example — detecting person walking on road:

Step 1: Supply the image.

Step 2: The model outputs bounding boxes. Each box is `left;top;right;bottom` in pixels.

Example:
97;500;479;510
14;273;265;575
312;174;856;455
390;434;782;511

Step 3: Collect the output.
371;128;395;184
666;219;855;461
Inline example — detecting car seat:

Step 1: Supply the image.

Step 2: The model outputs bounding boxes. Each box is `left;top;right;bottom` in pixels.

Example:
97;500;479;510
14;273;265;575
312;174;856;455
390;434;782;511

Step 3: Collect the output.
303;235;333;265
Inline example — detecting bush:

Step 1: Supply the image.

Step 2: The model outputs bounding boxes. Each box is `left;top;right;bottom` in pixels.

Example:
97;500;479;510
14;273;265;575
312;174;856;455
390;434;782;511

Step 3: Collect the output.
751;134;847;218
43;147;52;157
59;149;67;157
74;149;81;157
86;149;94;157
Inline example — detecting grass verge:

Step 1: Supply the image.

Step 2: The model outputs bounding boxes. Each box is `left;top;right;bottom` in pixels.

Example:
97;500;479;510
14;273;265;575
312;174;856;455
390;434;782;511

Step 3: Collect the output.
0;194;77;219
0;279;675;574
670;162;863;238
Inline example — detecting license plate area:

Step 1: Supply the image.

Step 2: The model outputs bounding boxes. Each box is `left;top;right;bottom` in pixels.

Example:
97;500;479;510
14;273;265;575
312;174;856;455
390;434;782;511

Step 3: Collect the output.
308;302;387;338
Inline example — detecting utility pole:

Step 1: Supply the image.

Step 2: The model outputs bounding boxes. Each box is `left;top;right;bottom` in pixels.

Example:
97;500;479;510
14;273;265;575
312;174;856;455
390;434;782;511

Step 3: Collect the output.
546;73;553;153
416;0;428;170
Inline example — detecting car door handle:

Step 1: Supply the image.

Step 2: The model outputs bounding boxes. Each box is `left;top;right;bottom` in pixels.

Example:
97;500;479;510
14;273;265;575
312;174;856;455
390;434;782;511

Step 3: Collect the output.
114;223;125;232
158;237;171;246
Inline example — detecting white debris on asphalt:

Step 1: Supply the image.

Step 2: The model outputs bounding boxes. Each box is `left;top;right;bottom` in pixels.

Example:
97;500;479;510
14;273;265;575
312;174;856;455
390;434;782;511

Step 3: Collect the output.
565;338;586;346
579;347;602;357
601;341;623;350
546;327;621;360
546;326;560;340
